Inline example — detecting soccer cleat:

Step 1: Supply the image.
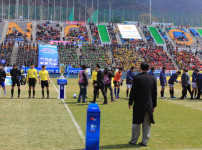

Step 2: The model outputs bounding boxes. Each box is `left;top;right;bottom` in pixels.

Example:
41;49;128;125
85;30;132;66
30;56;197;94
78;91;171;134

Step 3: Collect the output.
47;97;49;99
42;97;44;99
139;142;147;146
28;97;31;99
161;97;165;99
171;96;176;99
102;102;107;105
111;99;117;102
126;97;129;99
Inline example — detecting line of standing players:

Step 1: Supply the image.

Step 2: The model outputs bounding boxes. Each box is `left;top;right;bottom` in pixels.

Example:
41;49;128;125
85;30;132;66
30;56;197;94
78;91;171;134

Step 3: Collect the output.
0;63;50;99
158;67;202;99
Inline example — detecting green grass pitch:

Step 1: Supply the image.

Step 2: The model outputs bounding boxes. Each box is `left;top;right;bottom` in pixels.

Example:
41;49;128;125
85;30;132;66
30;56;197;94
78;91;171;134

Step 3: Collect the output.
0;78;201;150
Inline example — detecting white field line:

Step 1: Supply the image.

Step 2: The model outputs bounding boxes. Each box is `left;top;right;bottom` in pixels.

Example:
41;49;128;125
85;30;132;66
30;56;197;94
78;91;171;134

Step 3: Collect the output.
50;79;85;143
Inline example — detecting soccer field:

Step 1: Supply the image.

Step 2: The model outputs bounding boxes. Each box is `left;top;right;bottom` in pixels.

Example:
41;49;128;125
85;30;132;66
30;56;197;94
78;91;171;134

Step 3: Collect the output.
0;78;202;150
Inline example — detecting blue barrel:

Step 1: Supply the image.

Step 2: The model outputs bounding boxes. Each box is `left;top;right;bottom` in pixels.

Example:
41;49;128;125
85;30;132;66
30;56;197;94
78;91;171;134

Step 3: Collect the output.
85;103;101;150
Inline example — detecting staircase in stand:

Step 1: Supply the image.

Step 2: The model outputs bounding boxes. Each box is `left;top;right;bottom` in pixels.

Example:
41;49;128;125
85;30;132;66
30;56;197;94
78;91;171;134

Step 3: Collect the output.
0;21;9;42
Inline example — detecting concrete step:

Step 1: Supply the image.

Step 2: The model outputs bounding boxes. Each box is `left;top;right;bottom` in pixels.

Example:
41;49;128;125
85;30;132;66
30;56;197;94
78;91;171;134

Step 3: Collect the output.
86;25;93;42
1;21;9;42
137;26;148;44
113;26;122;45
10;43;19;65
165;51;180;70
107;48;116;67
60;23;65;41
32;22;37;43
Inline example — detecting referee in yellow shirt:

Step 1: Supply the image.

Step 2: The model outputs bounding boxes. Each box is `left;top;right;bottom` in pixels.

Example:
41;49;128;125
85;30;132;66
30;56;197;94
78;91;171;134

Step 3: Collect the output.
39;65;50;99
92;69;99;98
27;63;38;98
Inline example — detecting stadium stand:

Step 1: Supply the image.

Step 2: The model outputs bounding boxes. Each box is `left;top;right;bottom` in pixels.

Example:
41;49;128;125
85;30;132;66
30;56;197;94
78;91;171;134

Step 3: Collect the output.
148;27;165;44
57;43;80;68
0;42;14;66
65;25;89;42
16;43;39;67
112;45;143;70
79;44;111;69
0;21;5;39
140;46;176;70
189;29;200;37
196;29;202;37
97;25;111;43
36;22;60;42
89;23;101;45
106;24;118;44
168;49;202;70
156;26;168;41
141;26;155;46
166;28;194;46
6;22;32;42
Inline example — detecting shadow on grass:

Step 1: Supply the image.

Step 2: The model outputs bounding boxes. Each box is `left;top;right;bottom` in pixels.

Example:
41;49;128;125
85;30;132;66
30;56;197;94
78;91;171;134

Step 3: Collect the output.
58;101;90;106
99;144;142;149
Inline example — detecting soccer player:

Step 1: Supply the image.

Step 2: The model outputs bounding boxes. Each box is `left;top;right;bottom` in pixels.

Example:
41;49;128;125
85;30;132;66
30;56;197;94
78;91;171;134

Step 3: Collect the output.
27;63;38;98
160;67;167;99
180;69;193;100
196;72;202;99
168;71;181;98
0;64;6;98
39;65;50;99
104;67;116;102
126;66;135;98
114;68;123;99
192;69;199;99
10;64;21;98
148;67;156;78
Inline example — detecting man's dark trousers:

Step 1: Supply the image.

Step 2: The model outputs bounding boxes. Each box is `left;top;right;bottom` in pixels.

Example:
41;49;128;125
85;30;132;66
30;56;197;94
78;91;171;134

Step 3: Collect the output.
93;85;107;103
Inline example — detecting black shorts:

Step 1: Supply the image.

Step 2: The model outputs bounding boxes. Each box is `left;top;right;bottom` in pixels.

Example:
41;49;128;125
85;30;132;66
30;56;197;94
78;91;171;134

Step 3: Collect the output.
41;81;49;88
113;81;119;87
29;78;36;87
12;80;20;87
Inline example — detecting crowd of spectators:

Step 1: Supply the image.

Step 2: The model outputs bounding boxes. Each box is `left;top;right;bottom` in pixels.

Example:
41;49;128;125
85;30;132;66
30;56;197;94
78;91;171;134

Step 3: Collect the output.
89;23;101;45
58;43;79;68
169;49;202;70
6;30;28;42
112;45;142;70
79;44;111;69
0;42;14;66
65;26;89;42
140;46;176;70
36;22;60;42
16;43;39;67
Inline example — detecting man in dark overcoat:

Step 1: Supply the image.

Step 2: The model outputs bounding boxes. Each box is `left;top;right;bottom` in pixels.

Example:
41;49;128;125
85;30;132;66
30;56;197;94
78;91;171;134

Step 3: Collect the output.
128;62;157;146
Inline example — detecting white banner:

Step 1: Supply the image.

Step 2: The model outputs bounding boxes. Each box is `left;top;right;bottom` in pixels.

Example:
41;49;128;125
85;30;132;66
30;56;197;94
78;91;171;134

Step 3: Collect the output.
118;25;142;39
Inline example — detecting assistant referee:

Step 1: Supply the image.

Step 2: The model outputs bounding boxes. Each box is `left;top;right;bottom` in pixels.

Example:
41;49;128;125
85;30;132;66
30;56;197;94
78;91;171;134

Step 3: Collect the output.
39;65;50;99
27;63;38;98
